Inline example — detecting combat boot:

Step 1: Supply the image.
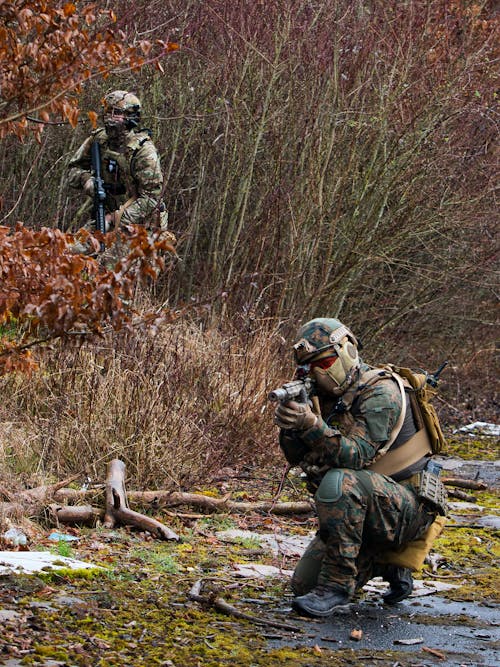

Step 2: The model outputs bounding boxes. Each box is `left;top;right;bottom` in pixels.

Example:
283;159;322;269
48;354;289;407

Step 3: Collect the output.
382;566;413;604
292;584;350;617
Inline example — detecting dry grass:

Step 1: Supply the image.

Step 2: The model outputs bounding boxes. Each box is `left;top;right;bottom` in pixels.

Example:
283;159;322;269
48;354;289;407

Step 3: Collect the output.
0;318;291;490
1;310;496;493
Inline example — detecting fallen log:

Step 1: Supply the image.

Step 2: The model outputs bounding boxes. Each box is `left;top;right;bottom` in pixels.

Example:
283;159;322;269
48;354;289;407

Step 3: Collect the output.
442;478;487;491
130;491;314;516
103;459;179;541
48;504;104;527
53;488;102;504
22;475;81;503
0;476;83;520
53;487;314;516
0;475;85;527
447;488;477;502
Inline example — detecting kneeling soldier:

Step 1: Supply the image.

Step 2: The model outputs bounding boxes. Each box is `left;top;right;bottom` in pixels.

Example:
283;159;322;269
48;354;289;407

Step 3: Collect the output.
273;318;447;617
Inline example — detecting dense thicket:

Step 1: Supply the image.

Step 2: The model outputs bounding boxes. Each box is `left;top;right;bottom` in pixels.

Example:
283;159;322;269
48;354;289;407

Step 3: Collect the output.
0;1;497;485
2;1;496;351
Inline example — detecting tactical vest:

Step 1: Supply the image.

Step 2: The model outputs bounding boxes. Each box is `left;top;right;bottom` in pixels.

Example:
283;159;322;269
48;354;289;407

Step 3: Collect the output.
92;128;152;204
330;367;432;478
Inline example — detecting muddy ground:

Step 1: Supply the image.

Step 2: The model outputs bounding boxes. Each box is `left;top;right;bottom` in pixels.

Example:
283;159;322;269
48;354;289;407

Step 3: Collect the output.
0;436;498;667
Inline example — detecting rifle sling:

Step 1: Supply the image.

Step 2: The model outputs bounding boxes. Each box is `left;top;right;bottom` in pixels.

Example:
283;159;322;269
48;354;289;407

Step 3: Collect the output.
114;197;137;227
367;428;432;476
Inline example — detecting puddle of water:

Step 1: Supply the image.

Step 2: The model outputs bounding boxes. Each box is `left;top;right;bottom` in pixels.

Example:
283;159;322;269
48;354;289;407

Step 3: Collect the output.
265;596;500;666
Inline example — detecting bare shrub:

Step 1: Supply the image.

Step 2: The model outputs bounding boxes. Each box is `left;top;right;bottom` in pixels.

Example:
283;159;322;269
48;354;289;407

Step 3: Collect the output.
0;318;290;489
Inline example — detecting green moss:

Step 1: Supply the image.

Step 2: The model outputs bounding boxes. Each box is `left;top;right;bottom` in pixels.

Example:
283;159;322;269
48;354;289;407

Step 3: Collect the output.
32;644;70;661
35;566;105;583
129;546;180;574
197;514;237;531
444;434;498;460
2;483;497;667
422;525;500;602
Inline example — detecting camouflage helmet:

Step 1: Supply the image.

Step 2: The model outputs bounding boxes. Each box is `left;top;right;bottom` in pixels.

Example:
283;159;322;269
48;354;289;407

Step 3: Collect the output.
293;318;360;396
102;90;141;128
293;318;358;363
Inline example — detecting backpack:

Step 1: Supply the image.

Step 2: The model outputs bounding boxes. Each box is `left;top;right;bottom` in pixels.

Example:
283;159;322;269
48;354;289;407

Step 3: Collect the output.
384;364;447;455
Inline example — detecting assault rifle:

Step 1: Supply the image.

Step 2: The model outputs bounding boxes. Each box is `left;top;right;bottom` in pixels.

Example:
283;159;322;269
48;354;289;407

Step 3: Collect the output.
90;141;106;235
268;377;315;404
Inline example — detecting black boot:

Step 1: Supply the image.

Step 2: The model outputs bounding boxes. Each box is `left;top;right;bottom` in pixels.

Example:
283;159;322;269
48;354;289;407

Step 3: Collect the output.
382;566;413;604
292;585;350;617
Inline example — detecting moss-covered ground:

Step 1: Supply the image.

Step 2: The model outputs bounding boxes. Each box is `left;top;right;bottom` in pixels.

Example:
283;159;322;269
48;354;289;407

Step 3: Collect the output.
443;433;498;461
0;453;498;666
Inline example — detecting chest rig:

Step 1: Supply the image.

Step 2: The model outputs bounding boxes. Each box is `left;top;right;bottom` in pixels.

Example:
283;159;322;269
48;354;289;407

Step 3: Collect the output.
322;366;432;477
93;128;151;200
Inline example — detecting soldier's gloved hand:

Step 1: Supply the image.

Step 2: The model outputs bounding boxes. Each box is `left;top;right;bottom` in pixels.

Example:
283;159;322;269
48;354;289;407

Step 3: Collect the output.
83;178;95;197
274;401;317;431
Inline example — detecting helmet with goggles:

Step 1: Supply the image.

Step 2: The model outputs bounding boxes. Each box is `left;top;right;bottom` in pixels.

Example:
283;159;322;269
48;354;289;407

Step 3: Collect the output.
102;90;141;130
293;318;360;396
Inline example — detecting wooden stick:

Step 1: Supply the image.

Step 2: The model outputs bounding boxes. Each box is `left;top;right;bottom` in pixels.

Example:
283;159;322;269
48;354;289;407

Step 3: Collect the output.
49;504;104;527
111;489;179;540
442;478;487;491
188;580;300;632
447;489;477;502
422;646;446;660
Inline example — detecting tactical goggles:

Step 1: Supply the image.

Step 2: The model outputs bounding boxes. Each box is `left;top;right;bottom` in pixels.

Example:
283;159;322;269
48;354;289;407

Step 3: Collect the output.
309;353;338;370
104;107;127;118
295;353;338;378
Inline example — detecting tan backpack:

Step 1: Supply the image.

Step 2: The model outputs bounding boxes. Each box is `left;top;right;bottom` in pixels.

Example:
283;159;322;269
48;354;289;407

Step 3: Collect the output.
384;364;447;455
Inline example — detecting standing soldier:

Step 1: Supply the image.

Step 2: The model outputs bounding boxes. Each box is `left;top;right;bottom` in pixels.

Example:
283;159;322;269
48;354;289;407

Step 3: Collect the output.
67;90;167;233
272;318;447;617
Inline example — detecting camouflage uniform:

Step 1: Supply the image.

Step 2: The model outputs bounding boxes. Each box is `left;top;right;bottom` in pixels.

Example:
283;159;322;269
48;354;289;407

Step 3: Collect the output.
279;340;436;598
67;127;164;227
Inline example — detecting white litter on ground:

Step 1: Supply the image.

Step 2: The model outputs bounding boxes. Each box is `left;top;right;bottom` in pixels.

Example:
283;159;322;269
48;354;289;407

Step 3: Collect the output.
0;550;102;575
454;421;500;436
216;529;312;556
363;576;459;596
448;501;485;511
233;563;294;578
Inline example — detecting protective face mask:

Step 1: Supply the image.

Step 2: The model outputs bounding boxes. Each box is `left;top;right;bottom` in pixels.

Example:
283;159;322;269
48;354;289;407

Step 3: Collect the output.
311;340;359;396
104;116;128;146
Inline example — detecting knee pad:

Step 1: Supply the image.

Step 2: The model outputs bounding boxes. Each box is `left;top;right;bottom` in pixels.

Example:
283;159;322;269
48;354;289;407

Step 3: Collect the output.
316;469;344;503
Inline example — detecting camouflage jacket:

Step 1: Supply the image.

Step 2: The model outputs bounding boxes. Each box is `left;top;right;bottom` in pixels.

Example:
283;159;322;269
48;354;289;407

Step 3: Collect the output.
279;363;405;474
66;128;163;226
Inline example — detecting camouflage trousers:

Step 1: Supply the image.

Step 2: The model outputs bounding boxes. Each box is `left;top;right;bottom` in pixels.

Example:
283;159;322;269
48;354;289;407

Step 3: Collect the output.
292;469;435;597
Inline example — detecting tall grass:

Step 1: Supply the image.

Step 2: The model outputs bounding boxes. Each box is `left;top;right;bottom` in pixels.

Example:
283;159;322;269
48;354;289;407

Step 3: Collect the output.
0;319;290;489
